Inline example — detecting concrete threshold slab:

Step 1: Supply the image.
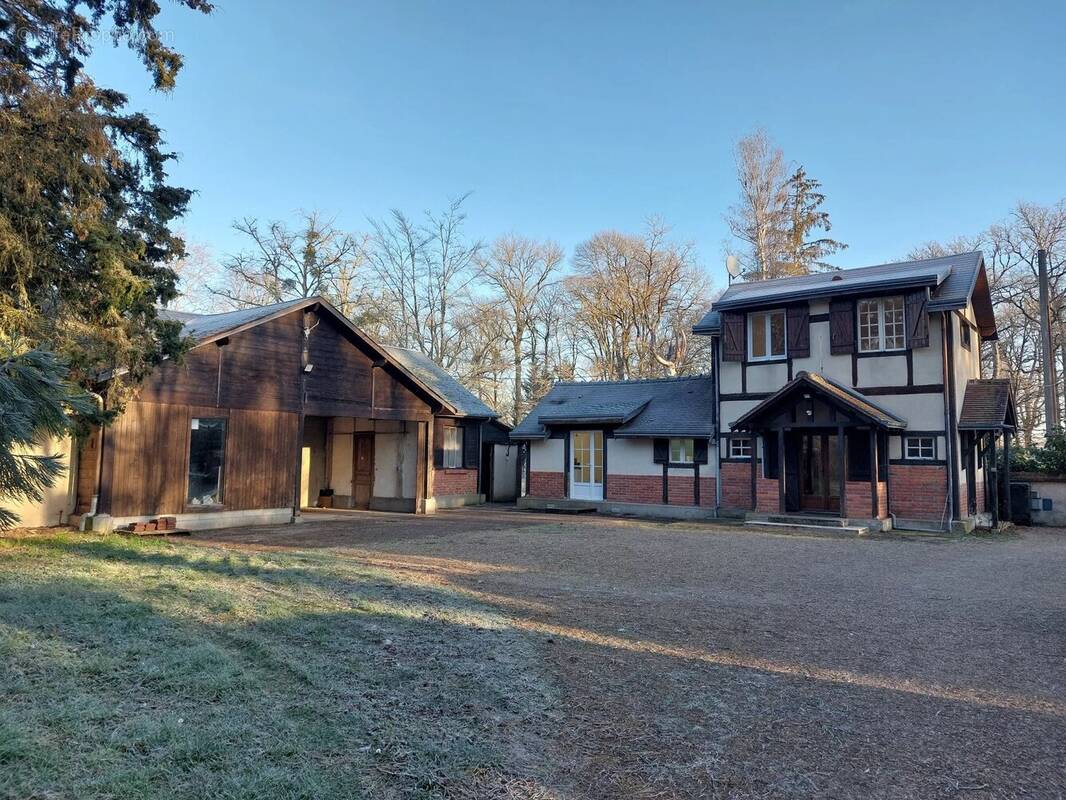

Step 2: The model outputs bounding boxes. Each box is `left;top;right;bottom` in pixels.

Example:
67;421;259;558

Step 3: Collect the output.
745;520;870;535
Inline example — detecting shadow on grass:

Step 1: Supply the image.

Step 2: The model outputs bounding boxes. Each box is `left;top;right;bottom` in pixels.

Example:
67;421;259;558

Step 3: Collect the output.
0;542;560;800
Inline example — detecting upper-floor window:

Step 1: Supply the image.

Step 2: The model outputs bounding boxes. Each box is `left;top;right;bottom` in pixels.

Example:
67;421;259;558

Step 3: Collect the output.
960;320;972;350
749;309;786;361
858;296;905;353
670;438;694;464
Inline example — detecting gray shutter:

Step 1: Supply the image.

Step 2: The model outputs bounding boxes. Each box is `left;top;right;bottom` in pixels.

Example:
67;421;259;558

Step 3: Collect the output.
721;312;746;362
786;305;810;358
433;418;444;468
652;438;669;463
462;421;480;469
905;289;929;348
829;299;855;355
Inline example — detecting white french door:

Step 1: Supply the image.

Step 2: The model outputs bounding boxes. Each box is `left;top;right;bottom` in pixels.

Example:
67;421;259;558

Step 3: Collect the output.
570;431;604;501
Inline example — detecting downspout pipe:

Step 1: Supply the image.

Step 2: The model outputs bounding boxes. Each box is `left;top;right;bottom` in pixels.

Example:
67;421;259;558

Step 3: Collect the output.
713;334;722;515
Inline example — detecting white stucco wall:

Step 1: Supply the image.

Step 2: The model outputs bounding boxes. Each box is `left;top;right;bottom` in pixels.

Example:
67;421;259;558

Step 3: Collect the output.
530;438;563;472
607;438;661;476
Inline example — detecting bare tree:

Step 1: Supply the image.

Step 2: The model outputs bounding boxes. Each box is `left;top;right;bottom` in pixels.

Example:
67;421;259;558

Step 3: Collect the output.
365;195;481;369
571;219;713;380
476;235;564;423
213;211;366;311
169;238;224;314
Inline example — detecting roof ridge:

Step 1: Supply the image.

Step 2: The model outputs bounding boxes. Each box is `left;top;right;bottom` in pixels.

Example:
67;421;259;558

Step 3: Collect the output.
554;373;712;387
724;251;981;292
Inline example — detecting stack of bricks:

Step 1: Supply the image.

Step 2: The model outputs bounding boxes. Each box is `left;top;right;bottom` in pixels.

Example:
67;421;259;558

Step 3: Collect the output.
126;516;177;534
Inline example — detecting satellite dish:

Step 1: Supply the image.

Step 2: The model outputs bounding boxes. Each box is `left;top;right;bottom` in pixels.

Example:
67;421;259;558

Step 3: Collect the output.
726;255;741;279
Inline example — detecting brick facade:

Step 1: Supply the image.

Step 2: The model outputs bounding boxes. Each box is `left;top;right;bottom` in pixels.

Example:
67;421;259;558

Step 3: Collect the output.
755;472;778;512
843;480;888;519
606;474;662;505
888;464;948;520
721;461;754;510
528;470;564;499
434;468;478;497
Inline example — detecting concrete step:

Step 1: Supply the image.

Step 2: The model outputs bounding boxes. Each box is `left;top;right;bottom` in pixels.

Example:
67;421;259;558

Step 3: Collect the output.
758;514;853;528
745;520;870;536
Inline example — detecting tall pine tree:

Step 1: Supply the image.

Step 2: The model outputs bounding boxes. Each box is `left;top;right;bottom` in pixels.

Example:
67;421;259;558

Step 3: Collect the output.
780;167;847;274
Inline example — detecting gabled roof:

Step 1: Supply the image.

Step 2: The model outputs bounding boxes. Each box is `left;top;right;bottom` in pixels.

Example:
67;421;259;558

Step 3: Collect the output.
958;379;1017;430
694;252;994;337
159;296;488;416
384;346;497;419
158;298;309;343
511;375;715;439
731;371;907;431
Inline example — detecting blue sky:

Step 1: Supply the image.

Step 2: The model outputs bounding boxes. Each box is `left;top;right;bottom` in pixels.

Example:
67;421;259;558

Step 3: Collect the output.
91;0;1066;288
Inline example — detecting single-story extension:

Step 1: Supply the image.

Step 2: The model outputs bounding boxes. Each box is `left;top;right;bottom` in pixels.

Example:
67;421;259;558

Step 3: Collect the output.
510;375;717;519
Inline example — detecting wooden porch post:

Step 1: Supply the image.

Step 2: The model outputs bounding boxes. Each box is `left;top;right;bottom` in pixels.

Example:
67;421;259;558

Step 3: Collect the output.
777;428;786;513
989;431;1000;526
749;433;757;512
869;428;879;518
415;420;427;514
837;424;847;519
965;432;977;517
1002;430;1012;522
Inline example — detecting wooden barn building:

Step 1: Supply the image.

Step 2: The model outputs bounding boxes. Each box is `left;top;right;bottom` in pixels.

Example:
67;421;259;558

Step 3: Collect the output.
73;297;499;531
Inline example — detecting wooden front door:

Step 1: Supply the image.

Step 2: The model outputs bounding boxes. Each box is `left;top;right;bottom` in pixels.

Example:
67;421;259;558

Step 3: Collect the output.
800;433;840;512
353;433;374;509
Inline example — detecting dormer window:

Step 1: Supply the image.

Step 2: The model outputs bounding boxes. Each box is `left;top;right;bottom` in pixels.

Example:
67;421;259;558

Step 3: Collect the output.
748;309;786;361
858;296;905;353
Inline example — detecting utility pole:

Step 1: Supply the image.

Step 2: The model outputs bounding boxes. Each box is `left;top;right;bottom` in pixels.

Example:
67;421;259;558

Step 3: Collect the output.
1038;248;1059;437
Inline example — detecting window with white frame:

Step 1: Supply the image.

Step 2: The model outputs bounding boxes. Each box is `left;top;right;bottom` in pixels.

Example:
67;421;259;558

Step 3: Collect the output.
960;321;972;350
729;436;752;459
904;436;935;460
748;309;786;360
858;296;905;353
670;438;694;464
443;426;463;468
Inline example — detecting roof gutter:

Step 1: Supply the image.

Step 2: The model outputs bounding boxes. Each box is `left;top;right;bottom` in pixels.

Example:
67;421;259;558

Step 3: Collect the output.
711;273;943;313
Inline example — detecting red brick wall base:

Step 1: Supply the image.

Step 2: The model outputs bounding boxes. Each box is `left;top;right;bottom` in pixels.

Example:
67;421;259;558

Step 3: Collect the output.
721;462;754;510
888;464;948;520
434;468;478;497
529;470;564;499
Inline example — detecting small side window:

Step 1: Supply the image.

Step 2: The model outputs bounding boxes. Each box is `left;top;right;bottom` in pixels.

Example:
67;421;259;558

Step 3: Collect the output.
444;426;464;468
905;436;935;460
669;438;694;464
729;437;752;459
961;322;972;350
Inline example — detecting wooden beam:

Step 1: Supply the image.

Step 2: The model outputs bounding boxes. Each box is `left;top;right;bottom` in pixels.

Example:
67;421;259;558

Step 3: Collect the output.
749;440;757;511
870;428;879;518
778;430;786;513
1002;430;1012;522
989;432;1000;526
415;421;426;513
837;425;847;519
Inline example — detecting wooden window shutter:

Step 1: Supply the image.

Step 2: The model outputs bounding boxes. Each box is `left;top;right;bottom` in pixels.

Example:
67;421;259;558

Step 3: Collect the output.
829;299;855;355
693;438;709;464
721;312;746;362
462;420;480;469
433;418;445;468
905;289;929;348
652;438;669;463
763;432;779;479
786;305;810;358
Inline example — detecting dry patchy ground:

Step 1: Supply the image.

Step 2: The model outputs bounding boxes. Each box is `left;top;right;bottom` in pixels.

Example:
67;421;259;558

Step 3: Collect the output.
3;508;1065;799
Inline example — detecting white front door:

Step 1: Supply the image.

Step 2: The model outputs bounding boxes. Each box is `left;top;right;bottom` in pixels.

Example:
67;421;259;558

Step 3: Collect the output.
570;431;604;501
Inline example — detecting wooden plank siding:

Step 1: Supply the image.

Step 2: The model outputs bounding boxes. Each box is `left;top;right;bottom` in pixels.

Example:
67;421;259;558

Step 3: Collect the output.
92;305;442;518
100;400;299;517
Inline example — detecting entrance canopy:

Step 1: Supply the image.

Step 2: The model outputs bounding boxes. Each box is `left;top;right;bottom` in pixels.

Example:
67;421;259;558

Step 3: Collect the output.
731;371;907;432
958;379;1017;431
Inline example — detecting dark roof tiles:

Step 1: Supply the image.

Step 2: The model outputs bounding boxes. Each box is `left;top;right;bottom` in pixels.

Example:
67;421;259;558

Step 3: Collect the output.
511;375;715;439
958;379;1016;430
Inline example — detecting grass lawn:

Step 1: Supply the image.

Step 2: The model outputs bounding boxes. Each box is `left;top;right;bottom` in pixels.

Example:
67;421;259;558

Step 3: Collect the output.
0;531;557;800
